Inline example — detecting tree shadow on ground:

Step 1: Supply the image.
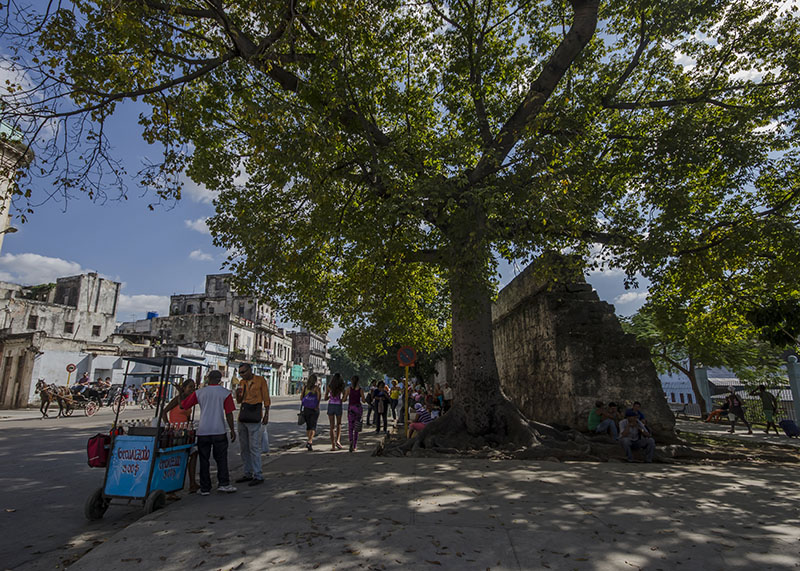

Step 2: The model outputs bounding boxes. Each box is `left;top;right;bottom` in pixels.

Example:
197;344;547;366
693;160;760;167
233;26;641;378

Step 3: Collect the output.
72;450;800;571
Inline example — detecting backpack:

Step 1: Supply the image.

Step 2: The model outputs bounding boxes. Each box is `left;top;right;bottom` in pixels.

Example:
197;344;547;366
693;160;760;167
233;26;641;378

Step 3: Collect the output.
87;433;111;468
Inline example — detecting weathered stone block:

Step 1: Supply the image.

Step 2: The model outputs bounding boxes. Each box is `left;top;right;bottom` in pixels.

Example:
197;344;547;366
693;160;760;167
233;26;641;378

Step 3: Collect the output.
492;260;675;438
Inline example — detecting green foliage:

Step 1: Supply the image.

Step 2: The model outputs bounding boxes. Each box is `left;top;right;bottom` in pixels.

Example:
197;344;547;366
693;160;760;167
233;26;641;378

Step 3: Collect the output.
3;0;800;374
623;301;786;389
327;345;381;383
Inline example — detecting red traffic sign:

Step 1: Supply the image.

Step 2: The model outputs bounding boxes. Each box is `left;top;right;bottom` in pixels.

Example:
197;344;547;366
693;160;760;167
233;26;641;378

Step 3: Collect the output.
66;363;77;373
397;346;417;367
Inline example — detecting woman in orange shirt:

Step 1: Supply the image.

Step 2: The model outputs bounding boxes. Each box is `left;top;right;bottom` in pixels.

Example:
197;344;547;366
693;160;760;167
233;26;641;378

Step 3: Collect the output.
161;379;199;492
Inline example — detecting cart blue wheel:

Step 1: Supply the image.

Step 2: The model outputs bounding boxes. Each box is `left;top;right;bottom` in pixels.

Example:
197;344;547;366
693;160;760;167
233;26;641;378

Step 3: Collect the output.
84;487;109;521
144;490;166;515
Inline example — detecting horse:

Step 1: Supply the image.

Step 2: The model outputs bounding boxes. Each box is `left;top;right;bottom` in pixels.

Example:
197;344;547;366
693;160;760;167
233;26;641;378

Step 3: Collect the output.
35;379;72;418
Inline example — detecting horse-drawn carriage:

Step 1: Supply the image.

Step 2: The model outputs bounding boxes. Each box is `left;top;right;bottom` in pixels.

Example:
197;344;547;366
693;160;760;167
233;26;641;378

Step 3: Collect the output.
35;380;126;418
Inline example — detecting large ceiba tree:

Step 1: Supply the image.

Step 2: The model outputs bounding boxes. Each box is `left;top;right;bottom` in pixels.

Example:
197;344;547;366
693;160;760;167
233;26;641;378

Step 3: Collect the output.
3;0;799;448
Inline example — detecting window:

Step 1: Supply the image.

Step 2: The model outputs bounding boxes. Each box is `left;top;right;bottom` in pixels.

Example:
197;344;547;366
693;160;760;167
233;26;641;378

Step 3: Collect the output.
64;322;74;334
92;325;101;337
679;393;685;403
208;306;214;314
27;315;38;329
238;304;245;316
187;304;194;313
233;333;240;350
670;393;676;402
687;394;693;404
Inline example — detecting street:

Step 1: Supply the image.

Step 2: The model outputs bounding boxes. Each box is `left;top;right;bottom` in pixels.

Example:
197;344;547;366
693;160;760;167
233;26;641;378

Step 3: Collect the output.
0;395;308;571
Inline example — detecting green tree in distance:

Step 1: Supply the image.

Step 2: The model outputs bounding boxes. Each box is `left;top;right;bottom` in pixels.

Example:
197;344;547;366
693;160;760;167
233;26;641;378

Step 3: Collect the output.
3;1;799;448
623;298;787;416
328;345;382;384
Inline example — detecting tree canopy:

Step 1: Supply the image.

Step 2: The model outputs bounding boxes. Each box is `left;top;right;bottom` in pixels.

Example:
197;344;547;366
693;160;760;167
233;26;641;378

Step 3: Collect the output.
3;0;800;444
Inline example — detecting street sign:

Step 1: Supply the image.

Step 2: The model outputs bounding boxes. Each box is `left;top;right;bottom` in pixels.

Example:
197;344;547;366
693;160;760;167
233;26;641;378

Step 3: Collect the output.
66;363;76;373
397;346;417;367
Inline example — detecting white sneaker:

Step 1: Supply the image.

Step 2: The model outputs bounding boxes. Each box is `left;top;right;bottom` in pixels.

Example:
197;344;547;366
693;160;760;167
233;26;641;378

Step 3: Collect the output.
218;485;237;493
198;490;210;496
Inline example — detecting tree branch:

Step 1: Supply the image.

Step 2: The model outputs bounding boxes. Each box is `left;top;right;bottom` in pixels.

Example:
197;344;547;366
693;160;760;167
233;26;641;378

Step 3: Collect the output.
467;0;599;186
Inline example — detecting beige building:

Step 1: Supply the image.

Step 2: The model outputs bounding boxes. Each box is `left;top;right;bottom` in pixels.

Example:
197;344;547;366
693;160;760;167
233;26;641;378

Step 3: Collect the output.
0;273;124;408
289;328;330;390
117;274;292;393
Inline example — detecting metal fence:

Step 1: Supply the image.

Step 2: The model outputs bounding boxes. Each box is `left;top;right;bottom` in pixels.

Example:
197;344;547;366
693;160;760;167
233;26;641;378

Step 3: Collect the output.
669;396;797;423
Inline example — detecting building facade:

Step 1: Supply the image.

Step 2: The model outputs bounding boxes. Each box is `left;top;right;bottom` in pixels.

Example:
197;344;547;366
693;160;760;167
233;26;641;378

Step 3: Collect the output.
0;273;127;408
289;329;330;392
116;273;311;394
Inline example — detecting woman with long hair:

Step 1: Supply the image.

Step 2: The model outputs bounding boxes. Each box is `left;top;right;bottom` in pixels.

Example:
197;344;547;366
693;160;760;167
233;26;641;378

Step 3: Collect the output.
325;373;346;450
344;375;366;452
301;374;322;450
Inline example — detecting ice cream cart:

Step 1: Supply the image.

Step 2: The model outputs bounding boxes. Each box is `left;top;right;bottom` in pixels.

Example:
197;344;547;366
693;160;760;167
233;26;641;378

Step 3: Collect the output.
84;355;206;520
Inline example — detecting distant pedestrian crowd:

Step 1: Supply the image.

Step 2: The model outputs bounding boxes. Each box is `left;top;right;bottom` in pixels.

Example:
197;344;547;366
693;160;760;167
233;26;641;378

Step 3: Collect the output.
170;366;456;495
298;374;455;451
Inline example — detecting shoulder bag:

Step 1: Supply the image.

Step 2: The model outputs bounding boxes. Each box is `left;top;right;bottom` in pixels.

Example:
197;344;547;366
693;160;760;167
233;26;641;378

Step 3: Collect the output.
238;380;263;423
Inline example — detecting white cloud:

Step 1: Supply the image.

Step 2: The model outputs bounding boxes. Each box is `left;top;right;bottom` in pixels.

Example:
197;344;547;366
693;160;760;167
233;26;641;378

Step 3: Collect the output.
189;249;213;262
117;294;170;319
0;253;91;285
183;180;219;204
613;291;649;316
184;217;211;234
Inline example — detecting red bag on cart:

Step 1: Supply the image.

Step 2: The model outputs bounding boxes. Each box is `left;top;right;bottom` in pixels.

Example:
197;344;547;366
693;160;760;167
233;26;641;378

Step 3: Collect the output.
87;433;111;467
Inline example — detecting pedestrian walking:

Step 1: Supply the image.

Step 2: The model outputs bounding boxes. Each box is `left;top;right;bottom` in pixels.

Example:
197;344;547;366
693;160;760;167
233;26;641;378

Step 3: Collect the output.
373;380;390;434
179;370;237;495
365;380;376;426
301;374;322;450
344;376;365;452
389;380;400;421
234;363;270;487
751;385;780;436
726;388;753;435
326;373;345;450
442;382;453;412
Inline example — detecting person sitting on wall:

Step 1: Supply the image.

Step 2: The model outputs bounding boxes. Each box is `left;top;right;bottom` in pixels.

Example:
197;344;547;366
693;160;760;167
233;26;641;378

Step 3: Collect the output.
619;409;656;462
588;401;620;440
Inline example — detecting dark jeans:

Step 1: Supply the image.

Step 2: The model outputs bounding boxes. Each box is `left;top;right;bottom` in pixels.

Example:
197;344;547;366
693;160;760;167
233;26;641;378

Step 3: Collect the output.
375;408;388;432
366;403;374;424
389;399;398;419
197;434;230;492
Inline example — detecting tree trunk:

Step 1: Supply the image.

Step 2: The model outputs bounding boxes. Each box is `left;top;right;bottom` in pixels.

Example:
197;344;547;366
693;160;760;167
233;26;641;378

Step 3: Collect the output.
407;244;536;450
686;357;708;417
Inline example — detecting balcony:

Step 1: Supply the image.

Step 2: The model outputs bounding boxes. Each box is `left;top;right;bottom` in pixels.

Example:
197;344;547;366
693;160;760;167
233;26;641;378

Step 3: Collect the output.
255;349;286;365
229;349;249;362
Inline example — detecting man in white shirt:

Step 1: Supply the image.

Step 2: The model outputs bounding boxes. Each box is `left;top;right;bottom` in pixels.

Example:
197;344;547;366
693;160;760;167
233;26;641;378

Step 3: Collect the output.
181;370;237;495
442;382;453;412
619;409;655;463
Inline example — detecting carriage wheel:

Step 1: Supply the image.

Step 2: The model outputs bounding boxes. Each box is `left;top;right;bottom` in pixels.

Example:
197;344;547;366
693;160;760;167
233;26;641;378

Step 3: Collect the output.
111;397;125;414
143;490;166;515
85;401;99;416
85;487;110;520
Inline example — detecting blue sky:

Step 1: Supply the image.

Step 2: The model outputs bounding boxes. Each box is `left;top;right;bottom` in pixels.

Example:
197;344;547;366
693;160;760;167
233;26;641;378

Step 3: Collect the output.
0;101;649;340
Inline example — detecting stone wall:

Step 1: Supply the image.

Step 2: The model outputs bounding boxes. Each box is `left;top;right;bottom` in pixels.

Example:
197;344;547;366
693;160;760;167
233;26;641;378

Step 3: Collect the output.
492;261;675;437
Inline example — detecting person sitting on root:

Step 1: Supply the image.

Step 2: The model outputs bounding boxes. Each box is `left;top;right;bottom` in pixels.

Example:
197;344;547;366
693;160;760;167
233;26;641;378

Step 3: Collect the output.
588;401;620;440
409;402;433;437
619;409;655;463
